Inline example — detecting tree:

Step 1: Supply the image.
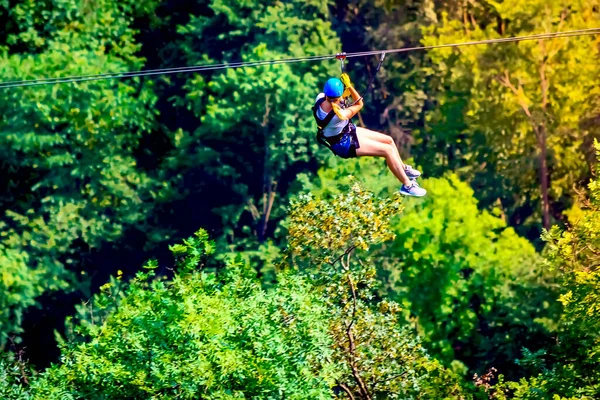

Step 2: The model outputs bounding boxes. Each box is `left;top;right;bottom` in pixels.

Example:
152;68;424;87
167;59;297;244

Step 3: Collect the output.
299;157;559;381
163;0;341;247
0;0;167;348
0;346;34;400
328;0;483;157
286;181;466;399
421;0;600;236
0;246;66;350
379;174;557;379
23;229;337;399
484;141;600;400
0;183;467;399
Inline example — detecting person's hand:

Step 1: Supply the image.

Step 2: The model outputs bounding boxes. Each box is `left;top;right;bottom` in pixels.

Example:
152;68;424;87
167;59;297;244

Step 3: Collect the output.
340;72;352;88
340;73;352;98
331;102;347;120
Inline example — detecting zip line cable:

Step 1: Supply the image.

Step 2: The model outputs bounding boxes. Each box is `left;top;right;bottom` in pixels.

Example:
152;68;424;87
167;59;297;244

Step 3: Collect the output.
346;27;600;58
0;27;598;90
0;54;336;89
1;28;598;89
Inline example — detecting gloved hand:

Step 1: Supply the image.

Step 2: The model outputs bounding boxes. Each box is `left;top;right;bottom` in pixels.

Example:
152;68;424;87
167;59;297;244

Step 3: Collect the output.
340;72;353;88
340;72;353;98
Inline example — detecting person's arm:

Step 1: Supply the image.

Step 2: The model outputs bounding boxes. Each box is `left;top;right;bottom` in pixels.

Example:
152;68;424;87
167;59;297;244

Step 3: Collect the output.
338;73;363;119
344;85;363;118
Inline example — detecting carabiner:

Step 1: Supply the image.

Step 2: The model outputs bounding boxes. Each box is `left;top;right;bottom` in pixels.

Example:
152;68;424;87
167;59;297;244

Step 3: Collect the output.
335;52;347;72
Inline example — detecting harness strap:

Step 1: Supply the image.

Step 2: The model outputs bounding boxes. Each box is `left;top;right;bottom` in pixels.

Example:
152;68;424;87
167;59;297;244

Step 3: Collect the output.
312;97;336;129
312;97;350;152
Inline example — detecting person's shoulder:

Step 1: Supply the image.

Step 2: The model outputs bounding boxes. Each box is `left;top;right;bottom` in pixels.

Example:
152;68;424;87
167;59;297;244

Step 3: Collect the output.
315;92;325;102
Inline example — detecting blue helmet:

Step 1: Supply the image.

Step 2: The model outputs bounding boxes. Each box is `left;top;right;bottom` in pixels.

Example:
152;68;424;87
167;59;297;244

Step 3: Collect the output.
323;78;344;98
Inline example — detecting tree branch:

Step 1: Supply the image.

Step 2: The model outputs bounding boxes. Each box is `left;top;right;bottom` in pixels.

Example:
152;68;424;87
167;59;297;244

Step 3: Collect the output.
258;93;274;241
331;245;357;267
346;272;358;333
539;44;549;111
246;198;261;221
371;371;409;391
497;70;532;118
338;382;356;400
345;326;371;399
261;93;271;128
343;271;371;399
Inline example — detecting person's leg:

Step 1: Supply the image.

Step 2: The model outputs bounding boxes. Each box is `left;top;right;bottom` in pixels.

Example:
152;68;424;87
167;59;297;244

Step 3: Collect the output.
353;128;427;196
354;135;411;186
355;127;407;168
355;127;422;179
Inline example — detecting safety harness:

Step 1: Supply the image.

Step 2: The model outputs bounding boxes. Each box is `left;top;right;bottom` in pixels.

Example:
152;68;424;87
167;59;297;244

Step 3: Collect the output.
312;52;386;155
311;97;350;153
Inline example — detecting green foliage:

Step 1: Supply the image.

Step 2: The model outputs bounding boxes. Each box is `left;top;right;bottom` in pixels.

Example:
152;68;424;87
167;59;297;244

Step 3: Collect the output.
0;0;166;345
0;247;47;348
420;0;600;234
301;157;558;381
0;352;33;400
381;175;556;372
166;0;341;244
0;0;160;53
11;187;466;399
169;228;216;272
1;1;598;398
28;229;338;399
286;180;467;399
287;179;403;266
485;142;600;399
62;273;128;344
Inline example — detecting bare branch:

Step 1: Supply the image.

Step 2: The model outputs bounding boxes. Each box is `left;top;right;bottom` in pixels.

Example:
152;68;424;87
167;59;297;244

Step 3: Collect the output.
346;272;358;332
260;180;277;239
261;93;271;128
343;271;372;399
246;198;261;221
497;70;533;118
338;382;356;400
331;245;357;267
346;326;371;399
371;371;409;390
257;93;275;241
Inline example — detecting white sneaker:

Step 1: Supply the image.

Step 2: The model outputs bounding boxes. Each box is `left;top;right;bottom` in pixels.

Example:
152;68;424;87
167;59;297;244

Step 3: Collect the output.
404;165;421;180
400;181;427;197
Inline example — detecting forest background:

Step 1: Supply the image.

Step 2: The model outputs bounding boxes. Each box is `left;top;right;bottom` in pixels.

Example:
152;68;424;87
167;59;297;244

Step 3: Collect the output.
0;0;599;398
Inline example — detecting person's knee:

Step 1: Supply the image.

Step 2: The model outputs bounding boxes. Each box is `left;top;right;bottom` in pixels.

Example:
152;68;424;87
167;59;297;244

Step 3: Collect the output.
385;141;398;154
383;146;395;159
384;135;394;146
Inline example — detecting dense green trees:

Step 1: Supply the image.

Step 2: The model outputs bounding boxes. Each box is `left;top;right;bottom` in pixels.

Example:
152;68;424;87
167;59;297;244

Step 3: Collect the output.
287;183;466;399
302;157;559;380
331;0;600;241
0;0;341;351
0;191;464;399
380;175;555;374
489;142;600;399
420;0;600;236
0;0;165;348
0;0;599;397
29;233;337;399
162;0;340;245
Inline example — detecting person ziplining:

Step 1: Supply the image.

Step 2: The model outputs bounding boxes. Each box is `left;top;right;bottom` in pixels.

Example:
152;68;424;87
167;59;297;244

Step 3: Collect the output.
312;54;426;197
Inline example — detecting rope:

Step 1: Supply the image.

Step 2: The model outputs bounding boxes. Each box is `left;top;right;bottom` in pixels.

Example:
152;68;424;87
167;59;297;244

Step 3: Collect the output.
348;53;386;106
0;28;598;90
